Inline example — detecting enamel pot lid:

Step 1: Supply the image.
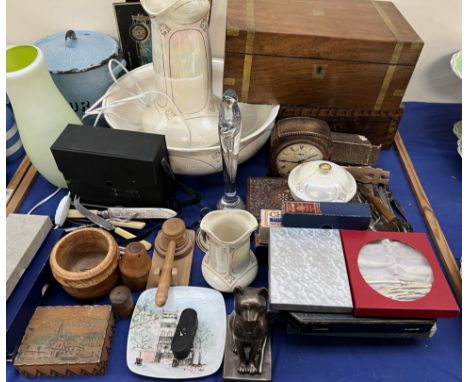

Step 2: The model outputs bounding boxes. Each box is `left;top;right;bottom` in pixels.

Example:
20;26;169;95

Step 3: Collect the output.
288;160;357;203
34;30;120;74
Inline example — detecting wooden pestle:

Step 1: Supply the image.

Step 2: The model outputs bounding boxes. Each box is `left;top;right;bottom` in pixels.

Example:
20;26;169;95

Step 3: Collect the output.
155;218;187;307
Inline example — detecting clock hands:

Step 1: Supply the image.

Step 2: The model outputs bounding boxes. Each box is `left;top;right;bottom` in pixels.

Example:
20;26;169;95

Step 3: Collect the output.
278;155;321;164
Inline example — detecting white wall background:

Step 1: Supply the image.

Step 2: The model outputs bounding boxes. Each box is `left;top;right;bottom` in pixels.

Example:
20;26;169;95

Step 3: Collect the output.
6;0;462;103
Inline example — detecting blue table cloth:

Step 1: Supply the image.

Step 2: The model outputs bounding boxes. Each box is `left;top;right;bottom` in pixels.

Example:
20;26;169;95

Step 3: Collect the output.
6;102;462;381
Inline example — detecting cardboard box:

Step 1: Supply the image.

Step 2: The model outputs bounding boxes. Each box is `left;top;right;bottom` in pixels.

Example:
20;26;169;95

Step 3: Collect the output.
281;201;371;230
341;230;459;318
269;228;353;313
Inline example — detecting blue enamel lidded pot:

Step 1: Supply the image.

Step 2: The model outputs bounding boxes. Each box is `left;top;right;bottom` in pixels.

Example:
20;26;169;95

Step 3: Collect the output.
35;30;126;125
6;104;25;163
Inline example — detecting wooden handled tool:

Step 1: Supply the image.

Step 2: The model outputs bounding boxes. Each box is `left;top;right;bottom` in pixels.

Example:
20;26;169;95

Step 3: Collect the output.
155;218;187;307
363;191;396;222
113;228;152;251
395;132;461;305
363;190;413;232
67;209;146;230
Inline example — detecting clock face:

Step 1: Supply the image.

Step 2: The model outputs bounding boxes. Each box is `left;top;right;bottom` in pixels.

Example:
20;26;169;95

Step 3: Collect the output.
275;143;324;177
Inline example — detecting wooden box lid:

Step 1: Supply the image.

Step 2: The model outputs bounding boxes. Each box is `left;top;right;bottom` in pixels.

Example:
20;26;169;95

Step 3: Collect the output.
226;0;423;65
14;305;114;377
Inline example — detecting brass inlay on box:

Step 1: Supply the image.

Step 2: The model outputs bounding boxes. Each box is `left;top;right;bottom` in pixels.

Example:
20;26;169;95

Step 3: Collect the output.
240;0;256;103
224;78;236;87
410;42;424;51
374;42;403;111
226;28;240;37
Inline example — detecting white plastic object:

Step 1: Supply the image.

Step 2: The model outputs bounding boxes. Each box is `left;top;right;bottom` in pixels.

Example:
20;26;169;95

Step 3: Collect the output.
54;193;71;227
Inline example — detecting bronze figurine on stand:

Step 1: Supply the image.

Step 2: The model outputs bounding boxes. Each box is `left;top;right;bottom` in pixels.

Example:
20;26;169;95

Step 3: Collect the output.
223;287;271;381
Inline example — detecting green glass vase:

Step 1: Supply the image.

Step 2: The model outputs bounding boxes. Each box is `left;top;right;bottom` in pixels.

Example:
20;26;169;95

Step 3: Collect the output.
6;45;81;187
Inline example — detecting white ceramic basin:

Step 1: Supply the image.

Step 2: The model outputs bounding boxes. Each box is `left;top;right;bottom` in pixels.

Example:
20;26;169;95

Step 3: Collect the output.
102;59;279;175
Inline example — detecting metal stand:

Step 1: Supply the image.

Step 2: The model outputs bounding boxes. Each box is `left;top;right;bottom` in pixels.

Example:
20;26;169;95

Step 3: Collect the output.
223;313;272;381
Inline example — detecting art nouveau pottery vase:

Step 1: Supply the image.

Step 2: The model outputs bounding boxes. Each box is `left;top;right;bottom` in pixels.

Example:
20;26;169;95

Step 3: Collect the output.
140;0;219;147
6;45;81;187
200;209;258;292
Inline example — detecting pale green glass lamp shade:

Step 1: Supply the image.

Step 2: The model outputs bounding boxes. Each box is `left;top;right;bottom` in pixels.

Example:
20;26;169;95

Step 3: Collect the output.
6;45;81;188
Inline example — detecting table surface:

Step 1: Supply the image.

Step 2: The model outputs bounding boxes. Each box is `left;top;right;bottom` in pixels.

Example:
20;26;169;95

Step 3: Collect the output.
6;102;462;382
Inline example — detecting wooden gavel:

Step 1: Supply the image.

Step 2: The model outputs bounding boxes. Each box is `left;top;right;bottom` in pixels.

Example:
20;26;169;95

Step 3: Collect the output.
155;218;187;307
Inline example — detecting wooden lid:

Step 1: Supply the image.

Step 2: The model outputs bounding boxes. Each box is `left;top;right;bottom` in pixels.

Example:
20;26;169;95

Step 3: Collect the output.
226;0;423;65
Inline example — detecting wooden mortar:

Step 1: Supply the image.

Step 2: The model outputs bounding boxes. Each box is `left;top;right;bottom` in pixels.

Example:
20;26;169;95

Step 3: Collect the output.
50;228;120;299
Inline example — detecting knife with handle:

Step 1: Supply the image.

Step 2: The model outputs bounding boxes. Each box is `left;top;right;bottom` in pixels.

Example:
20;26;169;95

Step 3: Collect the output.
67;207;177;220
66;210;146;230
73;197;152;250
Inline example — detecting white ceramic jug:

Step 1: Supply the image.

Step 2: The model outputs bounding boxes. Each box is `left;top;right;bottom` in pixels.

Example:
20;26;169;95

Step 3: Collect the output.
140;0;219;147
200;210;258;292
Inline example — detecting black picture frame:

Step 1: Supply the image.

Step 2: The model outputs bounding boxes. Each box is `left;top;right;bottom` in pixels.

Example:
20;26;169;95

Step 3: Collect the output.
113;2;152;70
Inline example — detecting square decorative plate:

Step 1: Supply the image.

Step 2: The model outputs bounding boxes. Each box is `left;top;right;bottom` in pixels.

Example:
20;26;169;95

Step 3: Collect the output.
127;287;226;379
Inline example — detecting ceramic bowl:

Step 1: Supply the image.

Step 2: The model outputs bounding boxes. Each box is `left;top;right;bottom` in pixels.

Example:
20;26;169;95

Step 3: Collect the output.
101;59;279;175
50;228;120;299
453;120;462;139
450;51;462;80
288;160;357;202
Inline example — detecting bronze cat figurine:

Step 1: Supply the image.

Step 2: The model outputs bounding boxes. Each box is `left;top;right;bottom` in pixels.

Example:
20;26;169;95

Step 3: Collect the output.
231;286;269;375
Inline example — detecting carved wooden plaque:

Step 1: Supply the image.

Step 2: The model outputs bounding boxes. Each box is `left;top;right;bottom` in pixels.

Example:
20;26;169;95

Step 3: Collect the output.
14;305;114;377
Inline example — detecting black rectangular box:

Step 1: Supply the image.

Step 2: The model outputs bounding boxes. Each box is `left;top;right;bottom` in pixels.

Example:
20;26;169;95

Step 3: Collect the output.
283;312;436;339
51;125;174;207
281;201;371;230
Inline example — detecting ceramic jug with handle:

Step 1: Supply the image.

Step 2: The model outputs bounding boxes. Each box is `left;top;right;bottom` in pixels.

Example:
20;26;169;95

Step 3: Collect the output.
200;209;258;292
140;0;219;147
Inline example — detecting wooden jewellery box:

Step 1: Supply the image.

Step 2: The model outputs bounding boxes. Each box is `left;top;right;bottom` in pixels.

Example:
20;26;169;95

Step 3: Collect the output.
223;0;423;146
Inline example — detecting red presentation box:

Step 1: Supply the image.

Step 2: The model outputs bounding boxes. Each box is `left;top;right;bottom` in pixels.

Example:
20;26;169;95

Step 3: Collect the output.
340;230;459;319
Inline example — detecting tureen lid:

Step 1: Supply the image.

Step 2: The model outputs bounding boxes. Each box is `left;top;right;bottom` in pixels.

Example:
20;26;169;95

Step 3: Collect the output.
288;160;357;202
34;30;120;73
